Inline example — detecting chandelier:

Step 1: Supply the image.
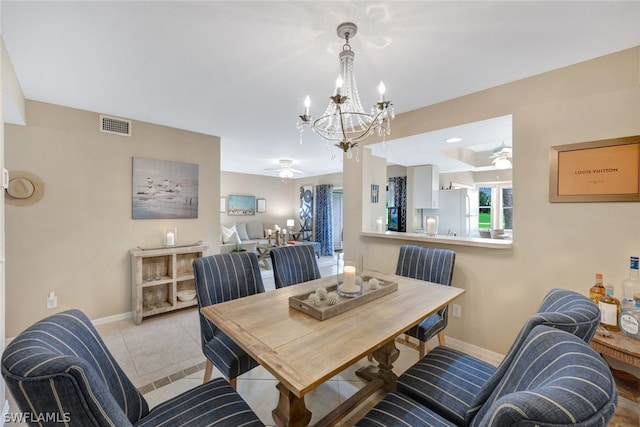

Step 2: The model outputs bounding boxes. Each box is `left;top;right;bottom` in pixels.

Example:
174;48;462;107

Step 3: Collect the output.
297;22;394;161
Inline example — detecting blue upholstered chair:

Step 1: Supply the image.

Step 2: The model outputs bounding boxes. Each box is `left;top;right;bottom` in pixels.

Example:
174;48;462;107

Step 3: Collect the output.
1;309;264;427
193;252;265;388
270;244;321;288
356;325;617;427
396;288;600;426
396;245;456;358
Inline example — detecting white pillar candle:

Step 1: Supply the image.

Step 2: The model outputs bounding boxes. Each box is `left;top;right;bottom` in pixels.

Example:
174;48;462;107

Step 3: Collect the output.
166;230;175;246
342;266;358;292
426;218;436;236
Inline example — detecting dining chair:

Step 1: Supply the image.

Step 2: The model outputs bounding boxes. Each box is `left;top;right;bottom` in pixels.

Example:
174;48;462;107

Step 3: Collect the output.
1;309;264;427
356;325;617;427
396;288;600;426
396;244;456;358
193;252;265;388
270;244;321;288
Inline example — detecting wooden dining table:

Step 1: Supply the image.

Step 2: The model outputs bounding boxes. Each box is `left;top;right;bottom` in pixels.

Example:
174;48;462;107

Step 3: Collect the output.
201;271;465;427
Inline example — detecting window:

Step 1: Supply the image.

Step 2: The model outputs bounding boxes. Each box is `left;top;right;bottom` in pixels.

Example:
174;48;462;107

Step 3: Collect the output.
478;187;492;229
476;183;513;230
332;189;343;248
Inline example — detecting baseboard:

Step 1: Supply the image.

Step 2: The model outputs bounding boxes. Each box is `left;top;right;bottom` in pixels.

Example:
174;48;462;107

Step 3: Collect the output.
445;336;504;366
5;312;133;345
91;311;132;326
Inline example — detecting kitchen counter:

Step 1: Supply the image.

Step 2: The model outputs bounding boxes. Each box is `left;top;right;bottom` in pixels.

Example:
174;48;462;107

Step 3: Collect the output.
361;231;512;249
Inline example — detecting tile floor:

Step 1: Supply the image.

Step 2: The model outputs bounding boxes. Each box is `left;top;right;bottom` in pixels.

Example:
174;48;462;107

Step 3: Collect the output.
6;255;638;425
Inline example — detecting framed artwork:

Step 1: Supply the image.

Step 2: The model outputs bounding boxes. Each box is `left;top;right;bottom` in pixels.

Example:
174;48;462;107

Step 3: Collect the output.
371;184;379;203
257;198;266;213
228;194;256;215
132;157;199;219
549;135;640;203
220;197;226;213
299;185;313;241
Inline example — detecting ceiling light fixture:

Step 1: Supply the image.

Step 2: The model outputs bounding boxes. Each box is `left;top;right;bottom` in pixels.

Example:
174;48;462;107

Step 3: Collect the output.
445;137;463;143
297;22;394;161
493;156;512;170
490;142;512;169
275;159;299;183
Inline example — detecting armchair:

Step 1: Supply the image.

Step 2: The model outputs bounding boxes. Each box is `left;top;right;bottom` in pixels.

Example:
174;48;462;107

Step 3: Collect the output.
357;325;617;427
397;288;601;425
1;309;264;426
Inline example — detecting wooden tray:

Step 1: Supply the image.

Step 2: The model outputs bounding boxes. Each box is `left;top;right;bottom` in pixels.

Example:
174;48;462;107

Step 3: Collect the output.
289;276;397;320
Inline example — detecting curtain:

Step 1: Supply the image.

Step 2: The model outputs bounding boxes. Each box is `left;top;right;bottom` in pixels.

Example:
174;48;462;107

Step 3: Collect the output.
315;184;334;256
388;176;407;232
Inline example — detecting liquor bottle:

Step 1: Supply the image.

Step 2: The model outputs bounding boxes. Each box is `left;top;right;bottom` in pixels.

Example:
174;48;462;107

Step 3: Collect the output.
621;256;640;311
620;295;640;339
589;273;605;304
599;282;621;331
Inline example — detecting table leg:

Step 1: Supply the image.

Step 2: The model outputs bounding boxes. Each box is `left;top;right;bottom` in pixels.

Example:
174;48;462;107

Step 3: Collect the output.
256;247;271;270
355;339;400;392
272;382;312;427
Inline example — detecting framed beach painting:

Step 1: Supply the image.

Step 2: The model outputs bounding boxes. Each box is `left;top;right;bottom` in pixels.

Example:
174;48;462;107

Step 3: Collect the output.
132;157;199;219
228;194;256;215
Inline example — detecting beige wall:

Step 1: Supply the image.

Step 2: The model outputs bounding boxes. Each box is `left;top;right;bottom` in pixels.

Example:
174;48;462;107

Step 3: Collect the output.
5;101;220;336
346;46;640;354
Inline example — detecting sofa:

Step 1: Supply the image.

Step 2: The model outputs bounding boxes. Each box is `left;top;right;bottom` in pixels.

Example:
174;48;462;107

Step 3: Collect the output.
220;220;292;254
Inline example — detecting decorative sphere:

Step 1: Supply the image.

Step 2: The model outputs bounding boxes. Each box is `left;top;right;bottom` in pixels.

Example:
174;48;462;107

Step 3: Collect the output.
327;292;339;306
308;293;321;307
369;278;380;289
316;287;328;299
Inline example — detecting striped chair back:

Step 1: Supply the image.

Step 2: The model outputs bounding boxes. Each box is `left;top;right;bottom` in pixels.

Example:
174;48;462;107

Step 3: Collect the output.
395;245;456;286
270;244;321;288
193;252;265;350
2;309;148;426
395;245;455;323
465;287;601;423
470;325;617;427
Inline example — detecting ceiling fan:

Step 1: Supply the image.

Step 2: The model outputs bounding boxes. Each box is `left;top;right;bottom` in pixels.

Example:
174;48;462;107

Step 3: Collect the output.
489;142;512;170
266;159;303;181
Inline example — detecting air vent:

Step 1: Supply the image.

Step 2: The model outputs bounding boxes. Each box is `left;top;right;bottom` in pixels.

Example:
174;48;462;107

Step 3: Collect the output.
100;115;132;136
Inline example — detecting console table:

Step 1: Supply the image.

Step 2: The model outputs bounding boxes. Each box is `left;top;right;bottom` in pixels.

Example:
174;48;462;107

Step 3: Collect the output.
590;329;640;421
130;244;208;324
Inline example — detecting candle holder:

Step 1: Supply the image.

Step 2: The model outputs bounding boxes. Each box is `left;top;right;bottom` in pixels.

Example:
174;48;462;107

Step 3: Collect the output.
425;216;438;237
163;227;177;246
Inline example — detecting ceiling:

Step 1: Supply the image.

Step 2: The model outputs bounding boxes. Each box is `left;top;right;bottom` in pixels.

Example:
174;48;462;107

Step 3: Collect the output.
2;1;639;178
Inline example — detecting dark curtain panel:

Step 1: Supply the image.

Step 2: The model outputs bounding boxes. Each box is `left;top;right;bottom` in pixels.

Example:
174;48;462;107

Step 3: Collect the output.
388;176;407;232
315;184;334;256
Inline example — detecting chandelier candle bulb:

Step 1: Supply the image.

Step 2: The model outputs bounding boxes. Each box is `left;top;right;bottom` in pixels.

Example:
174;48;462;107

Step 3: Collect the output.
378;81;385;101
304;95;310;116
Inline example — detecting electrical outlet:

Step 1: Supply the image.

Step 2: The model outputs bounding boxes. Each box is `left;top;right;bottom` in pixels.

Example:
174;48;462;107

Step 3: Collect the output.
47;291;57;309
452;304;462;318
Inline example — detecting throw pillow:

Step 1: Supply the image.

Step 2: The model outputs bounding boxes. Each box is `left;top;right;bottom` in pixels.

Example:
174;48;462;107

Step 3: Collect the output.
221;225;241;245
246;221;264;239
235;222;249;241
